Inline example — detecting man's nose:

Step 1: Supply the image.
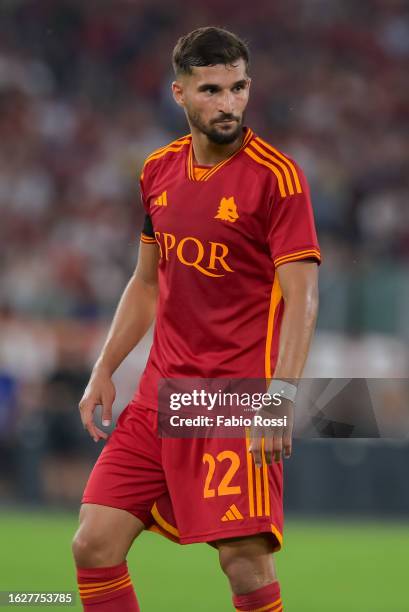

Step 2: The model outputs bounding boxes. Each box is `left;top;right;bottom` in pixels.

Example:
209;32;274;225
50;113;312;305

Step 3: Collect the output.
218;91;234;114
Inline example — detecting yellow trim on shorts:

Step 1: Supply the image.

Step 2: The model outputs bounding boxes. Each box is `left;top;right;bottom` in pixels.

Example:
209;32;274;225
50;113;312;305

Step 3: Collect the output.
151;502;180;537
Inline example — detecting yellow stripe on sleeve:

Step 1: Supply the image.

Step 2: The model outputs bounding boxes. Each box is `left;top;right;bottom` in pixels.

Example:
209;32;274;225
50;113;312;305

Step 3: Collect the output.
144;136;191;163
140;233;157;244
274;249;321;267
244;147;287;197
256;137;303;194
252;139;295;195
144;144;188;165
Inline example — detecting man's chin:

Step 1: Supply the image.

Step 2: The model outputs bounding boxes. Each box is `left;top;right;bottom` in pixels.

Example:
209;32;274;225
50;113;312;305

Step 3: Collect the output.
207;125;243;145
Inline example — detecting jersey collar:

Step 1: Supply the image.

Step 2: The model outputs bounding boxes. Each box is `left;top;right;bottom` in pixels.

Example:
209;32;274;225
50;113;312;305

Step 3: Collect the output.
187;127;254;182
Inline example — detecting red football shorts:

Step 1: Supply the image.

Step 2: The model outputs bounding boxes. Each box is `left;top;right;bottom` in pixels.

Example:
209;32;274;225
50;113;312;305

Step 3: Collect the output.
82;401;283;548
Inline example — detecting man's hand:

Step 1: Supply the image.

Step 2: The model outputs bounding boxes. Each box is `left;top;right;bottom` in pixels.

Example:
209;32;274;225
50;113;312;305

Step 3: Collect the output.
78;365;116;442
249;398;294;467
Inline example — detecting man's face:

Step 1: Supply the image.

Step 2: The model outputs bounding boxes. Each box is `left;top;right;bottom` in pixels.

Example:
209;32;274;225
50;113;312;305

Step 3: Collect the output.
172;59;251;145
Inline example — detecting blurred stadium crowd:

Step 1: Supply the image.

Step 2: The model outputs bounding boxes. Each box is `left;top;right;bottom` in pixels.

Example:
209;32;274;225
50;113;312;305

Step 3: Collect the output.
0;0;408;509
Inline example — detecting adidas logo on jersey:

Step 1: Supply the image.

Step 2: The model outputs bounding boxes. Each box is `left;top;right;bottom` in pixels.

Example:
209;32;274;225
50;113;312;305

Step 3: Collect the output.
214;196;239;223
154;191;168;206
221;504;243;522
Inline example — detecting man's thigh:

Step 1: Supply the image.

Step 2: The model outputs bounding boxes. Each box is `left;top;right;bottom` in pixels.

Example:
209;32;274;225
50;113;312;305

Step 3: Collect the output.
73;503;145;566
82;402;167;527
161;436;284;547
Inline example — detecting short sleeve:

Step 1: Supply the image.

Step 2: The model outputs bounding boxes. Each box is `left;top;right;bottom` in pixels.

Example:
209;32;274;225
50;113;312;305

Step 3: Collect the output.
267;164;321;267
139;172;156;244
140;214;156;244
139;173;149;215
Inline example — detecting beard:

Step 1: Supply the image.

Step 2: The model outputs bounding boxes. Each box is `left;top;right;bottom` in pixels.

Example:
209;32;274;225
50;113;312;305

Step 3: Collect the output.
187;108;244;145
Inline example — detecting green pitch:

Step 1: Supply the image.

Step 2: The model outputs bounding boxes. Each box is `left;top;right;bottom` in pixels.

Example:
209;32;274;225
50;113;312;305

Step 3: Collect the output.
0;511;408;611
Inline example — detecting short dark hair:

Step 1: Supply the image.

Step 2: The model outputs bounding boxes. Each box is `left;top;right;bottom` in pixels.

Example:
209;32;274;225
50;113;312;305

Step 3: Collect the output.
172;27;250;76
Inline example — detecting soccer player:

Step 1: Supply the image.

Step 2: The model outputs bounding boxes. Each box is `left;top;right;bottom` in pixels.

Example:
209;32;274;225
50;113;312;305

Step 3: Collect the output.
73;27;320;611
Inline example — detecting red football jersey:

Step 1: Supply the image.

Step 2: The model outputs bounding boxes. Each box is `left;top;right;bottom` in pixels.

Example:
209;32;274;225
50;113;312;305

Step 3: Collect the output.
134;127;321;410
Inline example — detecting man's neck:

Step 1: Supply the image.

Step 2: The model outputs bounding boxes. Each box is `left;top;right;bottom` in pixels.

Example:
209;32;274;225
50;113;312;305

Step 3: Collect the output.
190;126;245;166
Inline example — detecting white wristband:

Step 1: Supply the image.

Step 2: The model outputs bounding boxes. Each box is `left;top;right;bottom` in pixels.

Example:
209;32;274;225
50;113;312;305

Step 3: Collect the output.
267;379;297;403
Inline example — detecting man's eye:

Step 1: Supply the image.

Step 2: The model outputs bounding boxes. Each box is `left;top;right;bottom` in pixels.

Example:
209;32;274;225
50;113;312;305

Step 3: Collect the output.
233;84;244;92
205;87;217;94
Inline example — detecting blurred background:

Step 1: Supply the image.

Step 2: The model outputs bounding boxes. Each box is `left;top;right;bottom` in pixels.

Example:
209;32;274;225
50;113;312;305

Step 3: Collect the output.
0;0;408;610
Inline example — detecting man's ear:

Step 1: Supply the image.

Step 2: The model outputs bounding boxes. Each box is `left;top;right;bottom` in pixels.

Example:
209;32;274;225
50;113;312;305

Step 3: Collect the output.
172;80;185;108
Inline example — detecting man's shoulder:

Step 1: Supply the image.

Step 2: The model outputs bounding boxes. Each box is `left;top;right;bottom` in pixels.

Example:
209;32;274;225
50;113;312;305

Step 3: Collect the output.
141;134;191;181
243;132;305;198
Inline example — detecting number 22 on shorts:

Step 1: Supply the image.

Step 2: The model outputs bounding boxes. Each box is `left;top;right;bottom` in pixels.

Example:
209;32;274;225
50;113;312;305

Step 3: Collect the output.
202;450;241;498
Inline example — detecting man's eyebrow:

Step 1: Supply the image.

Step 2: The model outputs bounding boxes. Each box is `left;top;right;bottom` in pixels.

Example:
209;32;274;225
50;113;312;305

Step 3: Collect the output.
197;79;248;91
197;83;221;91
232;79;248;88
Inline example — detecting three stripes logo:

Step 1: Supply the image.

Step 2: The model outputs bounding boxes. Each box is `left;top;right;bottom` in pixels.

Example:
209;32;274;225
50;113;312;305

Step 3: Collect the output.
154;190;168;206
221;504;243;522
244;136;303;198
245;437;271;519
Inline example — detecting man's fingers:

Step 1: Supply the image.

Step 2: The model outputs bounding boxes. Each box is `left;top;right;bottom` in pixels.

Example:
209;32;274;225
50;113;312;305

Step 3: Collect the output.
101;388;116;426
85;417;108;442
84;420;108;442
283;432;292;458
249;438;262;468
263;436;273;465
273;430;283;463
93;426;109;441
79;376;116;442
101;401;113;427
79;397;96;419
83;419;98;442
101;386;116;426
79;397;106;442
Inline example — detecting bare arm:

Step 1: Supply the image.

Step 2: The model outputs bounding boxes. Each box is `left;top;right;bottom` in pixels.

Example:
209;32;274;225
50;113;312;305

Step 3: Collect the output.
79;243;159;442
250;260;319;465
95;243;159;376
273;260;319;379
